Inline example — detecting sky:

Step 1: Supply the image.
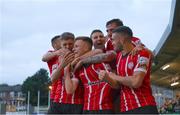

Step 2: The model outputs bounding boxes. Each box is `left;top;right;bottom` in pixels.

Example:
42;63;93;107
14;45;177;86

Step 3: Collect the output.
0;0;172;85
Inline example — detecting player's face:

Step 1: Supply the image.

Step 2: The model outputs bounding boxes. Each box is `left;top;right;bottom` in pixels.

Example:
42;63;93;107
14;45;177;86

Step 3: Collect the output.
112;33;124;52
106;23;119;38
61;39;74;51
91;32;106;49
73;40;89;58
52;38;61;50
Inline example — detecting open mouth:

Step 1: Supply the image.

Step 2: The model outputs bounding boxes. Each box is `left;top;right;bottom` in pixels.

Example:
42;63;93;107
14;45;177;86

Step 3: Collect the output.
97;42;103;45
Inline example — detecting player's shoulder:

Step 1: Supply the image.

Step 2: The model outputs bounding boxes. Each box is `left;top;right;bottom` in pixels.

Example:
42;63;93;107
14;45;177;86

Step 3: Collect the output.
138;49;150;57
132;36;140;41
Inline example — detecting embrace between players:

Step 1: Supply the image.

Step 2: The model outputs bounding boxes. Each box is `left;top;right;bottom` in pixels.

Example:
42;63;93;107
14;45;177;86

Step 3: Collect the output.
42;19;158;114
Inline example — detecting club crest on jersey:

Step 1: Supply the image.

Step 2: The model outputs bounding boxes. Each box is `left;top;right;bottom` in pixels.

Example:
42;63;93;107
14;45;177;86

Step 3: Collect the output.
138;56;149;66
128;61;134;69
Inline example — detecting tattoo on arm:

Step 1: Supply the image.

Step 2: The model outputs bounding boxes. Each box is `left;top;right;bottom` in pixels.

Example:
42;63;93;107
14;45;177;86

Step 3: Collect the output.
82;51;116;65
82;53;110;64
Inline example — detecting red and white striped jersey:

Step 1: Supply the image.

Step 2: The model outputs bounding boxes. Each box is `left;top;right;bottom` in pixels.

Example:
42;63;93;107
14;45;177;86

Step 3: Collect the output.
131;37;144;47
75;63;113;111
53;57;84;104
47;50;58;99
105;38;114;51
116;49;156;112
105;37;143;51
47;50;58;74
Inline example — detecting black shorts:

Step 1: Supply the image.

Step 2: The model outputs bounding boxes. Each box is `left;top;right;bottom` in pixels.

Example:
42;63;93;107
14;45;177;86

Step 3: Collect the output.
112;89;120;113
47;99;55;114
120;105;159;114
83;110;113;114
52;102;83;114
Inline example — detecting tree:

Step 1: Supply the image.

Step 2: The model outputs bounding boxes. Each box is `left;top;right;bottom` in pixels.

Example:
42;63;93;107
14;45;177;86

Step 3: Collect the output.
22;68;50;106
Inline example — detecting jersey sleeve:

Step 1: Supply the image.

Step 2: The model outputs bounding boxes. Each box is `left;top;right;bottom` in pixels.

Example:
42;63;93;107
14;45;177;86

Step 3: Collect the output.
134;50;151;74
47;50;58;67
105;38;114;51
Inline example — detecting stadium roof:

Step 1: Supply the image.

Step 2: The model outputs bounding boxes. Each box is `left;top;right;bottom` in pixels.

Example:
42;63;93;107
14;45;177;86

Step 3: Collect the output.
151;0;180;90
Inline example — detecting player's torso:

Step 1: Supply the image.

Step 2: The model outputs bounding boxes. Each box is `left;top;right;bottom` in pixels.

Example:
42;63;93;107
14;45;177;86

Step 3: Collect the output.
78;63;113;110
116;52;156;112
53;58;83;104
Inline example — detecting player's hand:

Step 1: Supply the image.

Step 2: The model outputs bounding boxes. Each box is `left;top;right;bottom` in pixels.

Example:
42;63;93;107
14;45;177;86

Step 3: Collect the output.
107;72;117;79
55;49;69;57
71;57;81;70
99;70;108;81
59;51;75;68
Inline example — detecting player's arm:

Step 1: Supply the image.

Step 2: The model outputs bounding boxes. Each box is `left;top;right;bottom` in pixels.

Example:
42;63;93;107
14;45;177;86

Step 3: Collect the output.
111;71;146;88
72;51;116;72
51;52;74;83
51;64;64;83
82;50;116;64
108;53;150;88
131;45;154;58
99;71;120;89
70;49;103;70
99;69;146;89
42;51;57;62
80;49;103;59
131;39;154;57
42;49;68;62
64;65;79;94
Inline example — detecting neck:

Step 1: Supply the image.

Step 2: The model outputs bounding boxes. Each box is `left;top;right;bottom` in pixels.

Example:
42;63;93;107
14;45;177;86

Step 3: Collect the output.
122;42;134;55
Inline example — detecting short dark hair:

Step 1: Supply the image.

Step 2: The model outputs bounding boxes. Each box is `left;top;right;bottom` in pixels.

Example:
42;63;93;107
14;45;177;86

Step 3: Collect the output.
112;26;133;37
90;29;103;38
106;18;123;27
51;35;61;44
75;36;93;49
61;32;75;41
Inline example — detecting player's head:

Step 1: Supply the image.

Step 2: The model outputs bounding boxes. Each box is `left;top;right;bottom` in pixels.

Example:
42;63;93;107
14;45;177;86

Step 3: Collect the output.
60;32;75;51
73;36;93;58
51;35;61;50
112;26;133;52
90;29;106;49
106;18;123;38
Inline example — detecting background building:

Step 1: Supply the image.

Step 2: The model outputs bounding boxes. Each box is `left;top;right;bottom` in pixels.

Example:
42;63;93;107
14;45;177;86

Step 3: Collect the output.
151;0;180;113
0;84;25;112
